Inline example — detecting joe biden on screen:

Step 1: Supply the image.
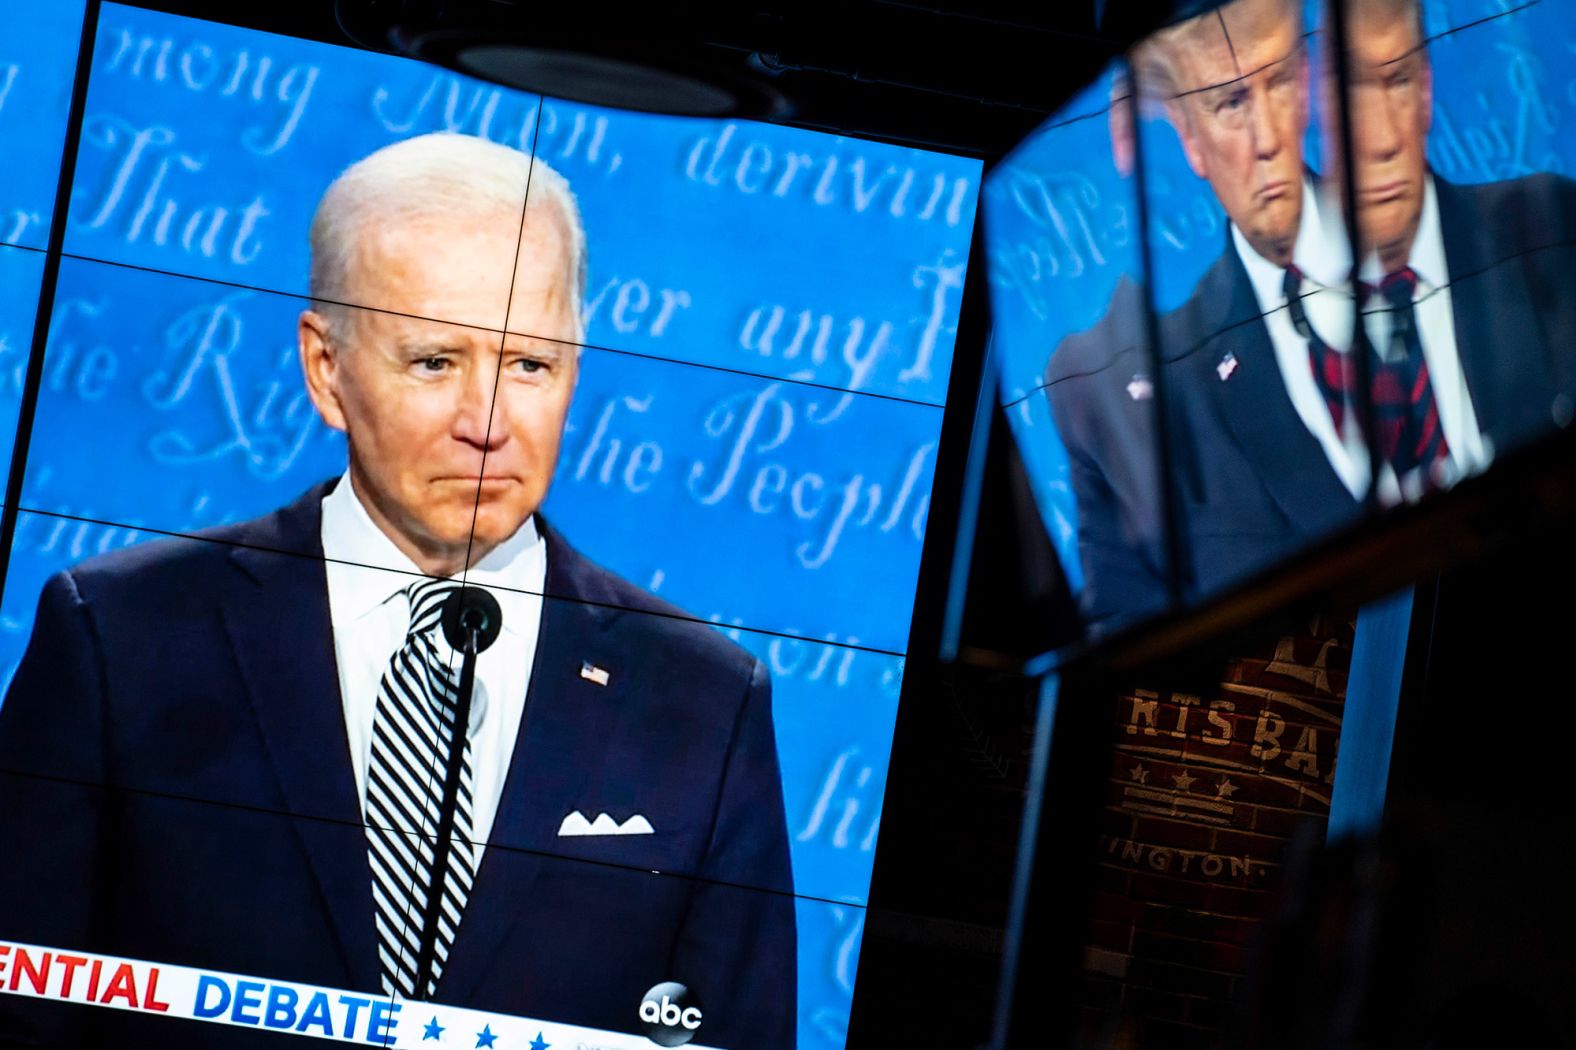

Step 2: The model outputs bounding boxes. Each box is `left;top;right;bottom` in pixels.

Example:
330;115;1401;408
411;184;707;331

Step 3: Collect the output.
0;132;797;1050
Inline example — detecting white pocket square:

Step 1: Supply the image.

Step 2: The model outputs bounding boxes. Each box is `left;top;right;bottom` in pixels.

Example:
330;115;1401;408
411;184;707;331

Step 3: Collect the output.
558;810;654;836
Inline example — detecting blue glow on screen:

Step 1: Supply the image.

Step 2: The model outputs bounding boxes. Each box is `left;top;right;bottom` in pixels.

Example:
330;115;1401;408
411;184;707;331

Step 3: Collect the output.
0;4;983;1047
0;0;86;251
985;0;1576;597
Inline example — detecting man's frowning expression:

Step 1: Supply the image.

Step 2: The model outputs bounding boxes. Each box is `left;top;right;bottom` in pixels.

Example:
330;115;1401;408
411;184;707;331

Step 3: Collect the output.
299;204;580;576
1166;0;1308;266
1348;5;1432;273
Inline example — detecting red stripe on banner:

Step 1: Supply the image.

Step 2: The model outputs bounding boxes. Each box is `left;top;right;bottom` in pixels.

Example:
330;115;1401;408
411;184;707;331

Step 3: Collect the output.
0;939;725;1048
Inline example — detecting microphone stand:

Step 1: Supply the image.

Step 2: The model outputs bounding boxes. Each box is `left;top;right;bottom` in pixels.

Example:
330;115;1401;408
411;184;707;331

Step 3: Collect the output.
413;586;502;1000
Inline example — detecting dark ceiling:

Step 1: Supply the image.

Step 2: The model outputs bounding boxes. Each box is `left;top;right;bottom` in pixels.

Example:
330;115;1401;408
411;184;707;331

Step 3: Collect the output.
116;0;1188;159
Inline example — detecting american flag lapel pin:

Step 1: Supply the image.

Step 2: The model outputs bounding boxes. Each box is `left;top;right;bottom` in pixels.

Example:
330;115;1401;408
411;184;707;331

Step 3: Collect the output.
1217;352;1239;382
580;662;610;686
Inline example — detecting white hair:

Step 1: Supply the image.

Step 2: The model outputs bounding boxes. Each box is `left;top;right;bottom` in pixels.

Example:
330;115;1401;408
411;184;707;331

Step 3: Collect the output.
1136;0;1301;104
308;131;586;340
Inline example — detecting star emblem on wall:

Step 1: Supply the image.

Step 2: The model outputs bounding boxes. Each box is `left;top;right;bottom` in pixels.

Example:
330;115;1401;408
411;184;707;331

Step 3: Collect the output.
1172;771;1196;791
1216;778;1238;798
1129;764;1149;784
424;1017;445;1041
529;1034;551;1050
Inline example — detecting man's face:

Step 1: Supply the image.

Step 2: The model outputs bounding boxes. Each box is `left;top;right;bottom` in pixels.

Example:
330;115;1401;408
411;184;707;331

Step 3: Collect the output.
300;206;580;573
1348;9;1431;273
1170;2;1307;265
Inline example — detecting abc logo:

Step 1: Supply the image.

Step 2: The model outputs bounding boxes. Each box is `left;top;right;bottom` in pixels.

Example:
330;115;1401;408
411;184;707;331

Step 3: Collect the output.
638;981;703;1047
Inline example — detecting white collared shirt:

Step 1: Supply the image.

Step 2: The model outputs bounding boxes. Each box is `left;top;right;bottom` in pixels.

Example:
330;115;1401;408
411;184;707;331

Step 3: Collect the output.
1235;178;1371;497
1234;176;1492;502
320;472;546;863
1358;176;1493;493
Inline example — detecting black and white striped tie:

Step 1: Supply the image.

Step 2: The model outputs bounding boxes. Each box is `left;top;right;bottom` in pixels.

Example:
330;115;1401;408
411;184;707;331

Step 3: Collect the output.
363;578;478;1000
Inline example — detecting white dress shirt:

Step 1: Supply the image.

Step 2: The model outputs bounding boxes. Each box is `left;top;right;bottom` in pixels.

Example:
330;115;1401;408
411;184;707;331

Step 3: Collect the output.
1234;176;1492;502
1235;178;1370;497
1358;176;1493;496
320;473;546;866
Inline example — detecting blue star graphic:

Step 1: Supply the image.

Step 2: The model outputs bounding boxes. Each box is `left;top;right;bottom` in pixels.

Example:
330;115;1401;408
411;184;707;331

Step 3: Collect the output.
528;1033;550;1050
475;1025;498;1049
423;1016;445;1040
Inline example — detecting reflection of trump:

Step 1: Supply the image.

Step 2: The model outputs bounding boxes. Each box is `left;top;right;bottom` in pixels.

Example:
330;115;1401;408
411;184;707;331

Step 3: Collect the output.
1046;0;1332;625
1047;0;1576;627
0;133;796;1049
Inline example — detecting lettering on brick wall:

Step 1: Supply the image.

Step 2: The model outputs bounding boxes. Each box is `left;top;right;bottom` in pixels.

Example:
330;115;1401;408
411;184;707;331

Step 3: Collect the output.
1101;835;1265;882
1121;684;1339;807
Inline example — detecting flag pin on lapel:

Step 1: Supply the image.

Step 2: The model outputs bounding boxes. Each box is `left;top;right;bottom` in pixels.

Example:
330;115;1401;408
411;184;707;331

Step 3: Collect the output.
580;662;610;686
1216;352;1239;382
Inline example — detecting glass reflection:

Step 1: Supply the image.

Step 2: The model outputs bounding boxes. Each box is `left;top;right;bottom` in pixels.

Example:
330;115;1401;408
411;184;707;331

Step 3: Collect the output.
1135;0;1363;603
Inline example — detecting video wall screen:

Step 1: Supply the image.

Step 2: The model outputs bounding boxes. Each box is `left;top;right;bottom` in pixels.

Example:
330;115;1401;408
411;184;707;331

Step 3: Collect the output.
985;0;1576;638
0;3;981;1048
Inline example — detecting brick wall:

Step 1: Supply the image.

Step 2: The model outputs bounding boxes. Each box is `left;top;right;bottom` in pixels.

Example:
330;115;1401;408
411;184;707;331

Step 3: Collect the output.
1076;613;1355;1048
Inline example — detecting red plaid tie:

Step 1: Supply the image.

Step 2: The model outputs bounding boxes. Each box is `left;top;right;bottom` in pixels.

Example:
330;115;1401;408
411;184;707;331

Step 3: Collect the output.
1285;265;1450;496
1285;264;1352;435
1367;268;1450;488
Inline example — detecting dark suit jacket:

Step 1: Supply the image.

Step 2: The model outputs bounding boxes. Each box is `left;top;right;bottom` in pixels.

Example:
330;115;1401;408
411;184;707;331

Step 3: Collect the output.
1044;274;1174;629
1048;172;1576;627
0;480;797;1049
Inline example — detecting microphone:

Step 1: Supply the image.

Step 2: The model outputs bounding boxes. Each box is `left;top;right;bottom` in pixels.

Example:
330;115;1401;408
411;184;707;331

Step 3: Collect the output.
440;585;503;655
415;585;504;999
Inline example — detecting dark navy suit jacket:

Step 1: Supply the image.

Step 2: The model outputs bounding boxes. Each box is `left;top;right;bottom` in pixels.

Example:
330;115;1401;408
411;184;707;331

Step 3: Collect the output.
1048;172;1576;628
0;480;797;1049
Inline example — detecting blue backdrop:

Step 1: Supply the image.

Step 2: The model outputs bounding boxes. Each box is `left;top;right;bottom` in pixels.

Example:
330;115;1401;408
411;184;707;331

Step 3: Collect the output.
0;0;82;252
0;4;982;1048
984;0;1576;598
